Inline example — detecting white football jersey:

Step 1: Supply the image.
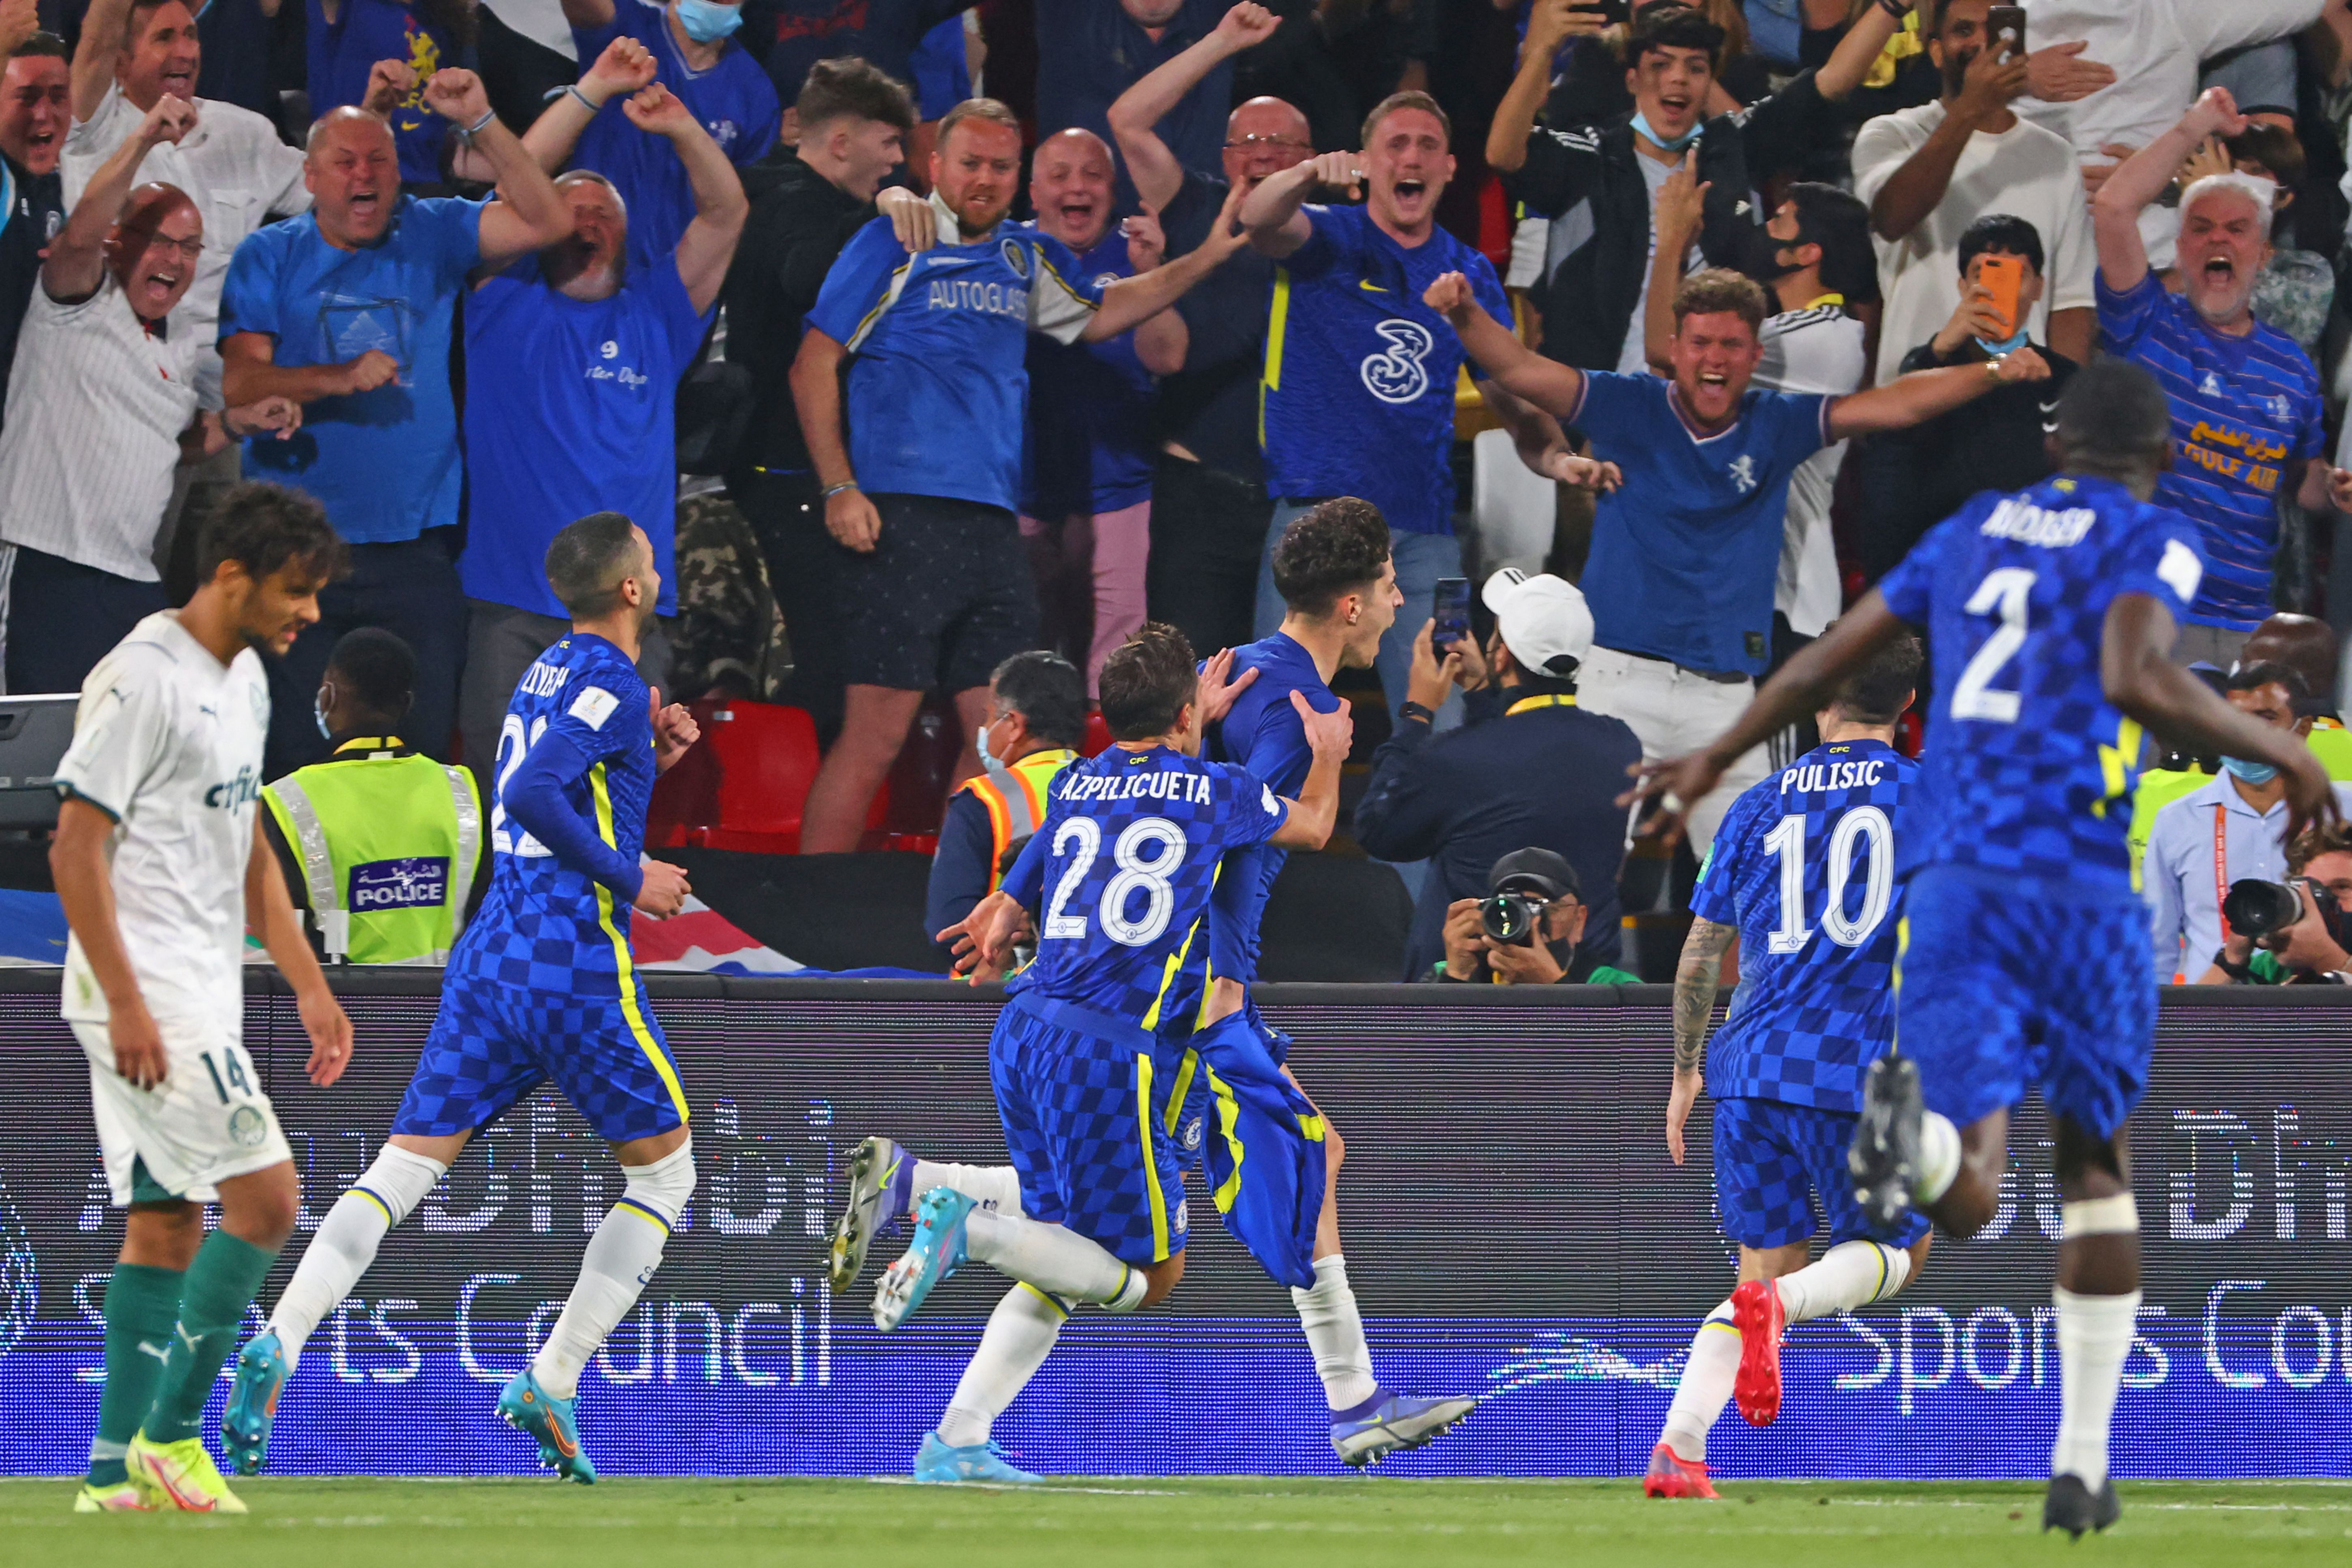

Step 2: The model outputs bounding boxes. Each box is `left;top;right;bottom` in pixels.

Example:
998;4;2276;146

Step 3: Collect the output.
55;611;270;1031
1756;304;1868;638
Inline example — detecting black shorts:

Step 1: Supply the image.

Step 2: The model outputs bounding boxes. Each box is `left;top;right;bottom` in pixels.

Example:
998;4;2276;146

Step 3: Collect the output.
841;493;1038;692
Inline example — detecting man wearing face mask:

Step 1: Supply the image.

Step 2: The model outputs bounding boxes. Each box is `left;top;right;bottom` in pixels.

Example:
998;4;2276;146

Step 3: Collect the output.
262;627;485;965
2093;87;2352;671
2142;662;2352;982
554;0;778;267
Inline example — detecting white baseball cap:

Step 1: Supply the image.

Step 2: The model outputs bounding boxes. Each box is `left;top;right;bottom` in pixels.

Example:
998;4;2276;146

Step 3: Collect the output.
1481;569;1594;678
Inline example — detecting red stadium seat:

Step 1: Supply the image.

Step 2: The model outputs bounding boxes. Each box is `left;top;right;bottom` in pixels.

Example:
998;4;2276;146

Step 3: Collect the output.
649;700;885;855
1082;711;1112;757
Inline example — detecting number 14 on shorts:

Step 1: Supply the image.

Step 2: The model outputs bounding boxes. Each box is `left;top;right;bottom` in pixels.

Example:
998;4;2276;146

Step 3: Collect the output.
198;1044;258;1103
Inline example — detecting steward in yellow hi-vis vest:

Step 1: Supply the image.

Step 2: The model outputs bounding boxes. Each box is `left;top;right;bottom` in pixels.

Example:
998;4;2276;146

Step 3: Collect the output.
924;651;1090;965
259;630;483;963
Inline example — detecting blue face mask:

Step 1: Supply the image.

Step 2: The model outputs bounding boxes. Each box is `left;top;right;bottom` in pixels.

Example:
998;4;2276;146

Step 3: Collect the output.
1630;113;1702;155
674;0;743;42
2223;754;2280;786
975;714;1000;771
1974;328;2030;357
314;682;333;741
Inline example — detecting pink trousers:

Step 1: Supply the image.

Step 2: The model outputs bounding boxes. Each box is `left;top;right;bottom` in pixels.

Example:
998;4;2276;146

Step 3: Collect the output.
1018;499;1151;697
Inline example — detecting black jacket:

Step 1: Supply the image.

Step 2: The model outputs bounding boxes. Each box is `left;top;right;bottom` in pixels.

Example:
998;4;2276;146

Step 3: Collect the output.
1852;339;2081;582
1506;72;1836;371
1353;687;1643;980
721;155;878;476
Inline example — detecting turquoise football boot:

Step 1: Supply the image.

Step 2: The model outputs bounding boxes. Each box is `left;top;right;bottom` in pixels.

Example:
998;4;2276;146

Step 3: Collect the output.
222;1329;288;1476
498;1368;597;1483
872;1187;975;1331
913;1431;1040;1484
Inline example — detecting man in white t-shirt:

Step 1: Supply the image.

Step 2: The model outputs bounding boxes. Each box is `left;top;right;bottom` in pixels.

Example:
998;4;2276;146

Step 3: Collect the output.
1853;0;2097;384
55;481;353;1516
1640;170;1875;679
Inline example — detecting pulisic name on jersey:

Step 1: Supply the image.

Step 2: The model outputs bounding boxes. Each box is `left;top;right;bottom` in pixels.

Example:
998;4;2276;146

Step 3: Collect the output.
1977;497;2096;548
1055;769;1215;805
1779;758;1888;795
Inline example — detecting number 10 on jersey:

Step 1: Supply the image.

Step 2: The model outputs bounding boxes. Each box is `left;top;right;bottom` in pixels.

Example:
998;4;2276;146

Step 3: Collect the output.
1762;807;1894;954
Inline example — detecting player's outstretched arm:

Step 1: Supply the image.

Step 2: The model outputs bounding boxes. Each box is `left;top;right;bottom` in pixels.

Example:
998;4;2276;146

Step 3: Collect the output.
1667;917;1733;1165
2104;592;2344;844
1625;590;1909;842
1270;691;1352;848
1425;271;1584;417
1827;346;2049;440
51;797;166;1089
247;815;353;1087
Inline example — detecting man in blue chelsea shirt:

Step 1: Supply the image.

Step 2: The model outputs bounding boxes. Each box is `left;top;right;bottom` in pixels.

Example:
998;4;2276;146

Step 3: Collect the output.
790;98;1246;854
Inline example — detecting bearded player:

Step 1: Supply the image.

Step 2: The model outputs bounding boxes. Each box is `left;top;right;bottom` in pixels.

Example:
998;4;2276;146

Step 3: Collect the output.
226;513;701;1483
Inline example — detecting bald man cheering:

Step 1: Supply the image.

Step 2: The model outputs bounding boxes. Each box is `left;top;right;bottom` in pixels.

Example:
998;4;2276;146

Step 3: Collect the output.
1108;0;1313;661
0;92;298;695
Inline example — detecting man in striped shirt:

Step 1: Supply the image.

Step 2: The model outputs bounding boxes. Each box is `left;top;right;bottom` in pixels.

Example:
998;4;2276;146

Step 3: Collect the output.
2089;85;2352;668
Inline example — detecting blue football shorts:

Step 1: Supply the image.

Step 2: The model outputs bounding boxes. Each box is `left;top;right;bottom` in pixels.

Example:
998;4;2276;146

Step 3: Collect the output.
1893;863;2157;1142
392;973;688;1143
1714;1095;1929;1250
992;993;1189;1266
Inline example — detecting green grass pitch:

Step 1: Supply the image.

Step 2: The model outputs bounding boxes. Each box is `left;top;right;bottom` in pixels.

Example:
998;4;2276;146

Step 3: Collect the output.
7;1477;2352;1567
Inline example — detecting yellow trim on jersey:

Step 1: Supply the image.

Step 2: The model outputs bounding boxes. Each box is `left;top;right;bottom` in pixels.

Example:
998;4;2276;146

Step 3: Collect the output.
2092;716;2145;820
1163;1046;1199;1137
1033;251;1097;315
1890;914;1909;1052
1207;1065;1245;1214
844;260;914;352
590;762;690;1128
1296;1113;1325;1141
1259;266;1292;449
1134;1052;1170;1259
1505;694;1577;716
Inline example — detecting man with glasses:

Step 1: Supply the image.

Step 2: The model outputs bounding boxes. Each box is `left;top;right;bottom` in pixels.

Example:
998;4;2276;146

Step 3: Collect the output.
1108;1;1312;662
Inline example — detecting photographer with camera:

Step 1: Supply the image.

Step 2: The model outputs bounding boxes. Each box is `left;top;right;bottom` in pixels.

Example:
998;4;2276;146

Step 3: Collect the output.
1356;569;1643;982
2200;826;2352;985
1432;848;1640;986
2143;661;2352;982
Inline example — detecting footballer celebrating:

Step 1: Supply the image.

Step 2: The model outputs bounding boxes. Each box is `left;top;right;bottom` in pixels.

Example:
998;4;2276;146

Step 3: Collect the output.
228;513;702;1484
1632;360;2341;1533
60;485;355;1515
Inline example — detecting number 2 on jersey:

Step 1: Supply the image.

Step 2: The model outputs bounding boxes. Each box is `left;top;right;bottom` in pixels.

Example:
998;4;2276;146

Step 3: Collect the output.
488;712;552;857
1763;807;1894;954
1043;816;1188;948
1951;567;2037;723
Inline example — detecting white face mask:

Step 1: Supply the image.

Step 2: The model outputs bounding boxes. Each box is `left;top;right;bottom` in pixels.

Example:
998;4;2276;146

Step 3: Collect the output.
314;679;334;740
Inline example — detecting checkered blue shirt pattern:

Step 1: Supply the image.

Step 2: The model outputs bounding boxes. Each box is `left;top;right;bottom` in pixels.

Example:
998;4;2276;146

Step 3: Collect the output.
1694;739;1914;1114
453;633;655;998
1712;1097;1929;1250
1009;745;1289;1024
1877;474;2206;894
393;978;685;1142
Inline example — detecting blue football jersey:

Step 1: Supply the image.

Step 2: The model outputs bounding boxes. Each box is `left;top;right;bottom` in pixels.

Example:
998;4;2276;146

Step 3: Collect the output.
805;206;1104;514
1877;473;2207;891
457;633;655;996
1008;745;1290;1024
1692;738;1915;1113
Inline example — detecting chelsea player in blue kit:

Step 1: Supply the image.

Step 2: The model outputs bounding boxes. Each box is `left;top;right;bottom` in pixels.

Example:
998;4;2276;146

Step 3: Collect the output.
1633;361;2340;1534
876;624;1351;1483
227;515;705;1483
1646;638;1930;1500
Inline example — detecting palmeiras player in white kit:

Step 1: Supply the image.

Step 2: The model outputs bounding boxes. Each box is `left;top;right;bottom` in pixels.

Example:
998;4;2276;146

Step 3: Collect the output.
59;485;356;1515
1632;360;2341;1533
226;513;704;1483
1647;635;1931;1499
869;624;1351;1482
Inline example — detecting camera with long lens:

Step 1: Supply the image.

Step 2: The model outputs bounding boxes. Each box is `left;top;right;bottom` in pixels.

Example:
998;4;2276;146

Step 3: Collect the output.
2222;876;2352;950
1479;891;1546;947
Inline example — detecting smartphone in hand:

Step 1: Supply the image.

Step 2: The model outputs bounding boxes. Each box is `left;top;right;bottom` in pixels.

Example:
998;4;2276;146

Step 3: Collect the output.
1975;251;2024;341
1986;5;2026;60
1432;576;1472;650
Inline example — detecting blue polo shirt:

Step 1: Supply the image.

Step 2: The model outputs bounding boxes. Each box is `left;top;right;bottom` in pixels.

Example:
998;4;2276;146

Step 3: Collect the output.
2098;269;2324;633
1261;205;1507;535
307;0;458;186
805;210;1104;513
1022;226;1156;518
458;253;712;617
1034;0;1231;192
217;195;484;544
573;0;779;269
764;0;969;107
1570;371;1832;676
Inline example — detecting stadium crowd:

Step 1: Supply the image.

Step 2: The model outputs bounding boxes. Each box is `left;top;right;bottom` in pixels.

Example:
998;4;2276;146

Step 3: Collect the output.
10;0;2352;980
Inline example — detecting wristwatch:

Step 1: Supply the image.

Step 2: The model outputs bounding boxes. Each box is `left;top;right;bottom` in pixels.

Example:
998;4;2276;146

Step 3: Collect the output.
1399;701;1436;725
2211;948;2254;982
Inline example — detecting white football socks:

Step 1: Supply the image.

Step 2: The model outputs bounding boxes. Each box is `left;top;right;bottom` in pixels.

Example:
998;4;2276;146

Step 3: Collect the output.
533;1141;697;1401
1290;1255;1378;1410
912;1160;1025;1217
1660;1303;1740;1461
2052;1286;2141;1488
1773;1240;1910;1324
963;1208;1148;1310
268;1144;448;1370
935;1285;1068;1447
1916;1112;1962;1204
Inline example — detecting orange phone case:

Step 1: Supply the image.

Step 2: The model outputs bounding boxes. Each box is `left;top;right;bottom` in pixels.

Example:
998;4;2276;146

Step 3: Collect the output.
1976;254;2024;341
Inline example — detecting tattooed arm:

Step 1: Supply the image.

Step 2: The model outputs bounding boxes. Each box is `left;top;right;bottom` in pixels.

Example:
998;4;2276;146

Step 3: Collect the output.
1667;917;1736;1164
